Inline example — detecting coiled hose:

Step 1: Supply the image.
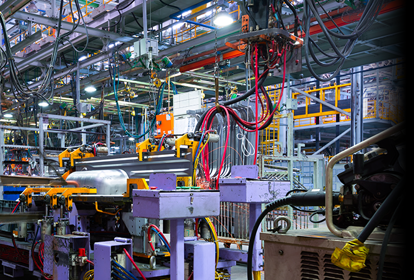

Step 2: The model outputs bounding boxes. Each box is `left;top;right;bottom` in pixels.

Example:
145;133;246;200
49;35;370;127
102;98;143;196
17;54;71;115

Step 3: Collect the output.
247;191;340;280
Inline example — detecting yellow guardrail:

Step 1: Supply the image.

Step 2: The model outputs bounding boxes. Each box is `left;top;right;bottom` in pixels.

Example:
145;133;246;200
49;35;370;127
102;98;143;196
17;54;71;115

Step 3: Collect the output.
292;83;403;128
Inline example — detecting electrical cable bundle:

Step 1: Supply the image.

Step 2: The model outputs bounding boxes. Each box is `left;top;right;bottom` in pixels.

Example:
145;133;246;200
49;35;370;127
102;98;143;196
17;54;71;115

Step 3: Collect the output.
111;62;177;139
0;0;89;103
302;0;384;81
194;39;294;189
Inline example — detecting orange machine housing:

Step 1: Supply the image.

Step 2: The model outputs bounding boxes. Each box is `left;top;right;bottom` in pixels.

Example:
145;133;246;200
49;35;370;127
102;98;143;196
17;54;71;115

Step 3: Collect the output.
155;113;174;138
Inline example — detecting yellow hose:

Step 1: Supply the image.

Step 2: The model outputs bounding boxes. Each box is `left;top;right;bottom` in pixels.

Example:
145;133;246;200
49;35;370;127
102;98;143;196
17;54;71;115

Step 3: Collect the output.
253;271;261;280
204;217;219;269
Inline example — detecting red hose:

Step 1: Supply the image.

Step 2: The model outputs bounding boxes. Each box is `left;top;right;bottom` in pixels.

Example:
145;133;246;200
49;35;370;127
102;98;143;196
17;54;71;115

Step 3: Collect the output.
254;43;259;165
123;248;147;280
215;105;230;190
147;224;170;252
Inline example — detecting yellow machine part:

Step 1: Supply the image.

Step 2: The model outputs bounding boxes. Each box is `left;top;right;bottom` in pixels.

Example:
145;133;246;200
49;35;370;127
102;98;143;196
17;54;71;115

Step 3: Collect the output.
331;238;369;272
59;148;95;179
21;186;97;211
136;133;201;187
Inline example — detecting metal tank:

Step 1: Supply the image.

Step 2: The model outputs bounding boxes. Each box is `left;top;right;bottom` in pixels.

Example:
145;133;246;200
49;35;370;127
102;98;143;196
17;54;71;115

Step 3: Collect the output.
66;169;129;195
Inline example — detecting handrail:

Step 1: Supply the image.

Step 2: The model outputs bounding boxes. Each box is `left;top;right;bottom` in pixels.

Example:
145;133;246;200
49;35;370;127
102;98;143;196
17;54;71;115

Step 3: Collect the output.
325;122;404;238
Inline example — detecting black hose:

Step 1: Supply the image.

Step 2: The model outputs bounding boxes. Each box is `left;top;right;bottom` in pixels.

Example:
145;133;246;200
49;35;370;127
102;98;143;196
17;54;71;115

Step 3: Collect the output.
247;197;290;280
247;191;337;280
376;199;402;280
194;68;269;132
357;179;404;243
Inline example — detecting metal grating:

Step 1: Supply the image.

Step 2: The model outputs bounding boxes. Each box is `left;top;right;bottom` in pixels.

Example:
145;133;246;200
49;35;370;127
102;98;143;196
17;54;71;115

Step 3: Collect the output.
378;262;402;280
301;251;320;280
323;254;344;280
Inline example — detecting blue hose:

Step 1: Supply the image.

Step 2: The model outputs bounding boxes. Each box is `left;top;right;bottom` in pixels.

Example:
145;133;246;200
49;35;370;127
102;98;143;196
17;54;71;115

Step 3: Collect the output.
111;260;138;280
112;64;178;139
151;227;170;252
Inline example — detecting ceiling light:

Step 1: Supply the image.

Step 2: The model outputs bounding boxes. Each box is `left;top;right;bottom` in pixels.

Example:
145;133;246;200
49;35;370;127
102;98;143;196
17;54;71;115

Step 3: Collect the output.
38;101;49;107
3;113;12;118
214;11;233;27
128;137;135;141
85;85;97;93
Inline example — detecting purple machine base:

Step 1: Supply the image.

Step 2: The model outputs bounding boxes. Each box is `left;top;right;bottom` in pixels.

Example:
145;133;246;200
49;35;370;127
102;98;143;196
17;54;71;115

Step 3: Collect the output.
219;165;291;272
133;189;220;280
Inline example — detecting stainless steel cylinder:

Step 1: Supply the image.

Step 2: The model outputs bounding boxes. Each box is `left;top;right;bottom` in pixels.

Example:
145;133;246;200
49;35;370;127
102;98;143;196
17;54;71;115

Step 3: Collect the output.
206;134;220;143
66;169;129;195
17;222;27;239
96;147;108;154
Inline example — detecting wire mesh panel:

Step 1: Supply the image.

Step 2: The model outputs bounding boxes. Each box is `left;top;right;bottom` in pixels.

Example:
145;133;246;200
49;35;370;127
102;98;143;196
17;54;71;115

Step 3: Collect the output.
212;202;312;241
211;202;250;240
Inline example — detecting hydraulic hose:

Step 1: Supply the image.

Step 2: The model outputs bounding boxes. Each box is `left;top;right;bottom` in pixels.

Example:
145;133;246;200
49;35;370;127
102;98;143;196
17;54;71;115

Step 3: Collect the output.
357;179;404;243
247;191;340;280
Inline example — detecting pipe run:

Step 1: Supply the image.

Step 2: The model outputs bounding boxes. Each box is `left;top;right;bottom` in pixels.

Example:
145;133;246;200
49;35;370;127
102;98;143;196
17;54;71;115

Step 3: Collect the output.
169;0;218;30
325;122;404;238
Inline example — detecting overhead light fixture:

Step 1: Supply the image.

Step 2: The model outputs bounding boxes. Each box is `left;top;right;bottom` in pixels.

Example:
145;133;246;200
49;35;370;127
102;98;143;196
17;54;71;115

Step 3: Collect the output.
3;113;12;118
38;101;49;107
214;11;233;27
128;137;135;141
85;85;97;93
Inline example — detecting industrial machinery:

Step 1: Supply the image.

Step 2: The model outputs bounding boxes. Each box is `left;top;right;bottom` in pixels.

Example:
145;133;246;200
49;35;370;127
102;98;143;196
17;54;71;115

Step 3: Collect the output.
0;0;405;280
252;123;407;280
0;132;230;280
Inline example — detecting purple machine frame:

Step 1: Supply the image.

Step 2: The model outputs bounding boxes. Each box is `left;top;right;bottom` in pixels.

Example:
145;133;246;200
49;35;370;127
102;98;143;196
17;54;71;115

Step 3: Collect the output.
219;165;291;273
94;238;133;280
132;187;220;280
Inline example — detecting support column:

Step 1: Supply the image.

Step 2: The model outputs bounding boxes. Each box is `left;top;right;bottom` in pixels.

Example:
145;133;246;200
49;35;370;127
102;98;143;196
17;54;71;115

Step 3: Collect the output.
335;75;341;154
170;218;185;280
143;0;147;40
315;80;320;151
39;115;44;176
285;75;294;223
249;203;263;273
350;67;363;147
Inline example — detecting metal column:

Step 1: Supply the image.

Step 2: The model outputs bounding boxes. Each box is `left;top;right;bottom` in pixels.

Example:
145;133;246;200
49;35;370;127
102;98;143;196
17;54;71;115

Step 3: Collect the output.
350;66;363;147
249;203;263;273
170;219;185;280
39;115;44;176
335;75;341;154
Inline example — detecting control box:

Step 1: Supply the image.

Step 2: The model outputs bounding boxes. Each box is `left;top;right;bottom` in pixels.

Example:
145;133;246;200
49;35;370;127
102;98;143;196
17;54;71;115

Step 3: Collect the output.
134;38;158;58
155;113;173;138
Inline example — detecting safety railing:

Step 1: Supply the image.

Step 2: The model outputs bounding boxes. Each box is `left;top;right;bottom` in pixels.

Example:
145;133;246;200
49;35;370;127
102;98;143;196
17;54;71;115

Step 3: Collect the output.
292;83;403;128
165;6;240;44
292;83;352;128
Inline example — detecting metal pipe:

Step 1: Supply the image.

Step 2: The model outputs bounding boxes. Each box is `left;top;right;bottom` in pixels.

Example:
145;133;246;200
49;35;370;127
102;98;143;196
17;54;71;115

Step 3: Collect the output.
168;0;217;30
325;122;404;238
313;127;351;155
143;0;147;40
